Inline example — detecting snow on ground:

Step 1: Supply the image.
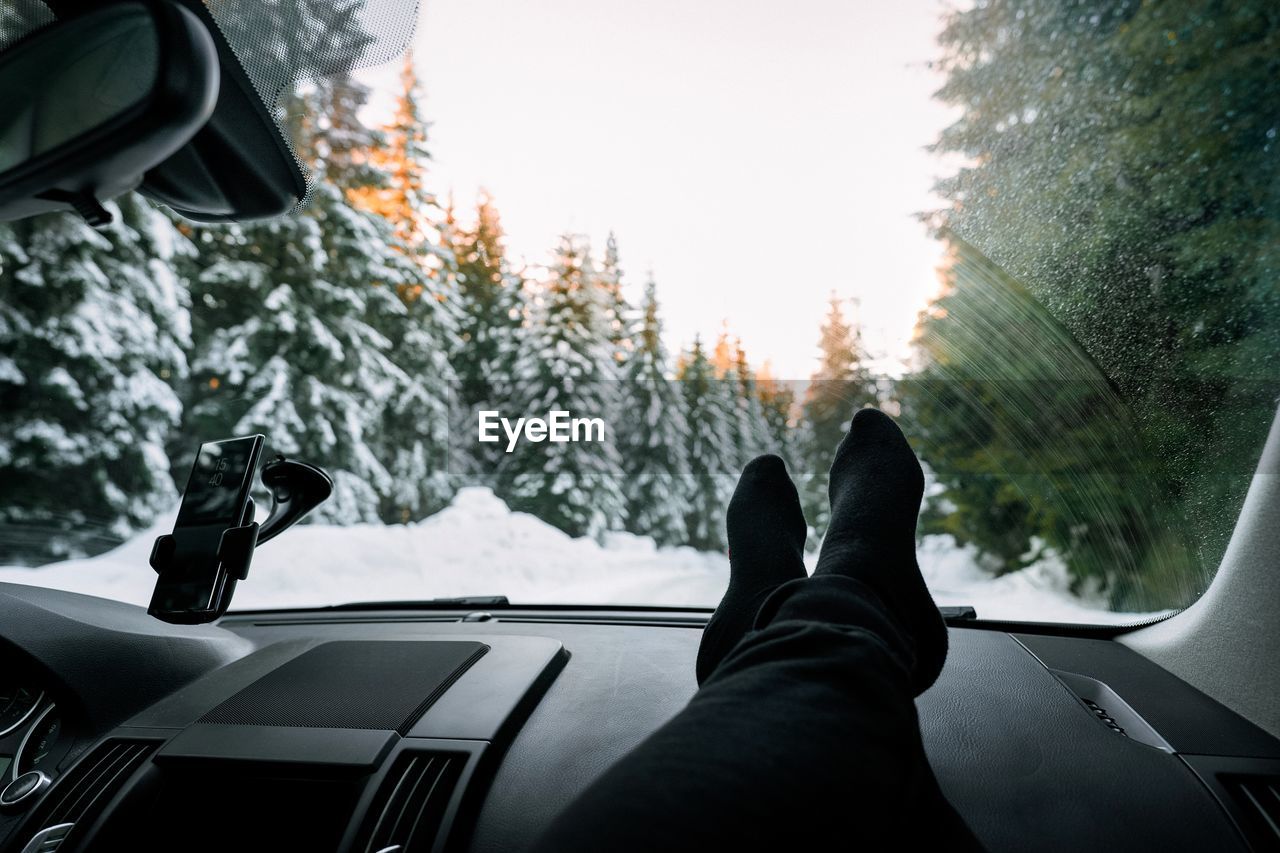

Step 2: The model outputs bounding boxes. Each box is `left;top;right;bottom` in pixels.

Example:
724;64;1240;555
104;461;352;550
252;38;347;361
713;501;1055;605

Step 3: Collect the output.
0;487;1163;625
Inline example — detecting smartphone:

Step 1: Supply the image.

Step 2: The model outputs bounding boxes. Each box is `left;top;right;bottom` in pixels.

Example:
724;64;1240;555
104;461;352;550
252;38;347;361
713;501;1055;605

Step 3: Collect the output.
148;435;264;620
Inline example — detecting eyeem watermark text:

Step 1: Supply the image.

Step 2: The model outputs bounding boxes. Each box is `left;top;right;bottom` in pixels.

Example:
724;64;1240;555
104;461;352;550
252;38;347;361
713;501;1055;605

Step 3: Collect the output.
478;410;607;453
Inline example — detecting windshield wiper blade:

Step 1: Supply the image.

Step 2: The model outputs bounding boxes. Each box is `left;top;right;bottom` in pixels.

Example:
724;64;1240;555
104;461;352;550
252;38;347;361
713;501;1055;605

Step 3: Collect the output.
939;606;977;621
425;595;511;606
324;595;511;611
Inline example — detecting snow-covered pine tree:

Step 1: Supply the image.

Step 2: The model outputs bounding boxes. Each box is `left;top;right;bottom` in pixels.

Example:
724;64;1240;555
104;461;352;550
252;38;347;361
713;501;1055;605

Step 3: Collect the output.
0;196;192;564
800;292;880;536
373;263;460;523
334;70;461;523
334;190;458;525
585;232;632;504
756;360;800;465
724;337;774;463
617;276;691;546
597;231;632;368
182;176;406;524
347;51;447;280
369;312;457;521
180;82;433;525
497;234;626;538
290;71;461;524
297;74;390;192
679;336;736;551
451;192;527;480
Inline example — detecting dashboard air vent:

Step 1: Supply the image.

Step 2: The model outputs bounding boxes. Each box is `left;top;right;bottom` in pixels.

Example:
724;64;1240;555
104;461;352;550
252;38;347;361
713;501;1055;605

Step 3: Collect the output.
1224;774;1280;849
23;739;157;852
362;751;466;853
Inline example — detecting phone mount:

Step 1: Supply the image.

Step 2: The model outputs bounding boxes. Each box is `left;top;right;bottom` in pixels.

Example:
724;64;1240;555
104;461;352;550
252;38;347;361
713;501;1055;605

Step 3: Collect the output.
148;456;333;624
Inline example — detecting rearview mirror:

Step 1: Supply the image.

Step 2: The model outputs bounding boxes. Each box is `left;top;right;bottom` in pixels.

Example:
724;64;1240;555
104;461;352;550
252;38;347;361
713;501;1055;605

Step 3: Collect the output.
0;0;218;226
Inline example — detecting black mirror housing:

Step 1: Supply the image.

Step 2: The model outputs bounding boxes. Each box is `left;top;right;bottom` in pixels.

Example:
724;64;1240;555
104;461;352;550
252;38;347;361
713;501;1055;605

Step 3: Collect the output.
0;0;219;225
135;0;311;223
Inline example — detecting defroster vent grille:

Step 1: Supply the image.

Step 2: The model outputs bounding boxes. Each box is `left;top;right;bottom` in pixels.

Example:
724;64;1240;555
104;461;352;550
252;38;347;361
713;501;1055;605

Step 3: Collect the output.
361;751;466;853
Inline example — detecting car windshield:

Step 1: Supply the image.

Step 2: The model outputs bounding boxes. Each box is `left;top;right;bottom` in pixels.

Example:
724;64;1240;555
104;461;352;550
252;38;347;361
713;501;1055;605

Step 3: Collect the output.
1;0;1277;625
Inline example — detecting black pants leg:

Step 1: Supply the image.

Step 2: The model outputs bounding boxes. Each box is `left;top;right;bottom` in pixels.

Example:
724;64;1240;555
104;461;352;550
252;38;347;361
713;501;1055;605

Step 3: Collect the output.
530;574;984;852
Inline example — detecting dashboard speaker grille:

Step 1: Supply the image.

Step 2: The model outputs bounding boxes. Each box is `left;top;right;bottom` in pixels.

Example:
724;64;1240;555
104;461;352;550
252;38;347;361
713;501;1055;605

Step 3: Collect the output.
361;751;466;853
199;641;488;732
24;739;158;851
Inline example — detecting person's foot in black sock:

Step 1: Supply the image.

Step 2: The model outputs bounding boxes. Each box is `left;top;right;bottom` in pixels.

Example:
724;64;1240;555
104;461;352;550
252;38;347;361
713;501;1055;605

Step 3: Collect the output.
696;454;808;685
814;408;947;695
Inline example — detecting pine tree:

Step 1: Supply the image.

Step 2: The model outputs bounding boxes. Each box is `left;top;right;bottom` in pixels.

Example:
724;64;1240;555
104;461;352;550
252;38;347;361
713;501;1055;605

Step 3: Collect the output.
597;232;632;368
315;71;460;523
294;74;388;191
617;277;691;545
679;336;736;551
185;74;460;525
757;360;799;462
711;325;736;375
451;192;527;479
800;293;879;537
373;289;458;523
497;234;626;538
349;87;460;523
914;0;1280;609
347;52;449;278
342;55;459;426
182;182;392;523
341;200;458;525
724;337;774;463
709;328;774;467
0;196;192;563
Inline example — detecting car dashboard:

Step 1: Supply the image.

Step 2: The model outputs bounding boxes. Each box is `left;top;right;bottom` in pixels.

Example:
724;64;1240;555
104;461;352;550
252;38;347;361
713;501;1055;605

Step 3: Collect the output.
0;582;1277;853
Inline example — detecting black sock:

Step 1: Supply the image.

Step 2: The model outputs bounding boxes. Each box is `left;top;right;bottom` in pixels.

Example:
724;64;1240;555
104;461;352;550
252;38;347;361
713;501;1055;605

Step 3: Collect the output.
696;454;808;685
813;408;947;695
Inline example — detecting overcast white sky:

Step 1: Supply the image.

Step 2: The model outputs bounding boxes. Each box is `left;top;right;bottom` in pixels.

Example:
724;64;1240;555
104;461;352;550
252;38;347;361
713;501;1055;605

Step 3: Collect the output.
364;0;961;378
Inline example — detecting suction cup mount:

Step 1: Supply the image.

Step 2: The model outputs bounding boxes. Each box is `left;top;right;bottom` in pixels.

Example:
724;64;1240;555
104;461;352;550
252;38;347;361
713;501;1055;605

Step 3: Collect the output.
256;456;333;545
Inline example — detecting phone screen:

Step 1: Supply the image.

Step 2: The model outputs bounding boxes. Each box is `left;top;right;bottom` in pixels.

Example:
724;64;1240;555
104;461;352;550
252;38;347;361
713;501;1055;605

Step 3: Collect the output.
149;435;263;616
176;437;262;528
